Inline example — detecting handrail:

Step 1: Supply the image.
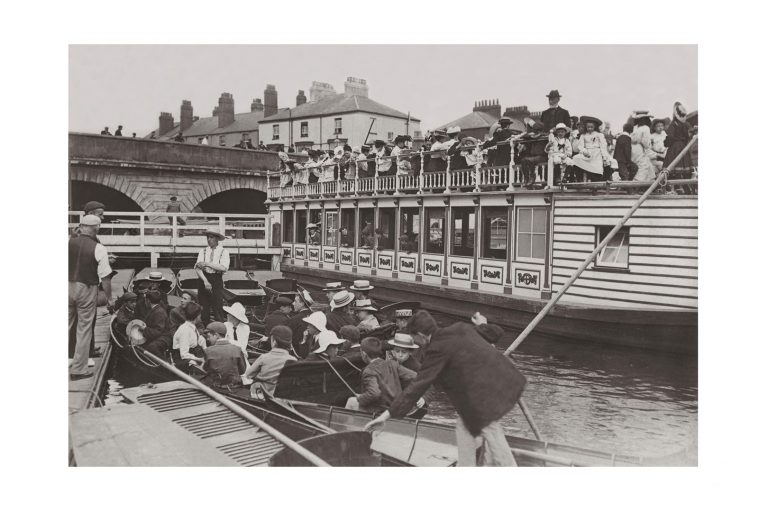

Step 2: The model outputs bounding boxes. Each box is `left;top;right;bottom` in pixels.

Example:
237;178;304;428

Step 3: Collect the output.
137;348;331;467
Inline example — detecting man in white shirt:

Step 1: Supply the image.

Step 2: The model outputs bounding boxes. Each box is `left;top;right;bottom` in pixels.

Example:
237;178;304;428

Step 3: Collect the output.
195;229;230;324
223;302;251;359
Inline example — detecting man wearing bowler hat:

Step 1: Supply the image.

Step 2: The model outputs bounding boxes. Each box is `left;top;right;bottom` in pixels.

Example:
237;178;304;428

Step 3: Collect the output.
195;229;230;324
264;296;294;335
540;90;571;132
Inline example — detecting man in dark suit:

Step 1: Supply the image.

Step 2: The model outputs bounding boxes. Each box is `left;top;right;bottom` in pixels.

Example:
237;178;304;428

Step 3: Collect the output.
140;290;173;357
233;133;256;150
365;311;527;466
264;296;294;334
482;117;515;167
540;90;571;132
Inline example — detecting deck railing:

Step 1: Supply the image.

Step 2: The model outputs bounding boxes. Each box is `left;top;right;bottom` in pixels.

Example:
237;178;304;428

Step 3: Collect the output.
68;211;272;248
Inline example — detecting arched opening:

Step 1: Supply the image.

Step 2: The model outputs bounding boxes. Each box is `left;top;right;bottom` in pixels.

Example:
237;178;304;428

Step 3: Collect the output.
196;189;267;214
69;180;143;221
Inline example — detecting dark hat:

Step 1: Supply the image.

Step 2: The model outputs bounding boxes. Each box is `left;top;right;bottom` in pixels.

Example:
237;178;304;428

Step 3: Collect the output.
546;89;562;98
275;296;293;307
498;117;512;126
476;324;505;345
580;115;603;128
203;229;226;240
361;144;371;151
83;201;105;212
270;325;293;344
115;292;137;309
393;135;407;144
205;321;227;336
373;139;386;147
339;325;361;344
170;196;178;201
180;289;198;301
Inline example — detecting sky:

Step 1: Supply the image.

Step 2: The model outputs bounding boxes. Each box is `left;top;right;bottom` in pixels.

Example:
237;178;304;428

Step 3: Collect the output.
69;45;697;137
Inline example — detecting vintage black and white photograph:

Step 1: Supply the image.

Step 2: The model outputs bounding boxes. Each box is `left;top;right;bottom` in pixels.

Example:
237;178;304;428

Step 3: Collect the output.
65;42;700;469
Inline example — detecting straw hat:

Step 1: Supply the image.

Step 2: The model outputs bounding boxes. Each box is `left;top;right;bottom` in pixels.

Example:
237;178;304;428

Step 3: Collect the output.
580;115;603;128
389;333;419;350
553;122;571;134
322;282;344;292
349;279;374;291
148;271;164;281
302;311;327;331
446;126;461;135
673;102;687;123
313;330;346;354
330;290;355;310
80;214;101;226
223;302;249;324
126;319;146;346
352;299;377;312
395;309;413;318
203;229;226;240
631;111;652;121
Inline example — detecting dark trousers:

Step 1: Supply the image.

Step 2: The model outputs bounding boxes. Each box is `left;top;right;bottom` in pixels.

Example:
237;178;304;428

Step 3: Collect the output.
521;156;547;185
144;339;169;357
199;272;225;325
69;306;97;358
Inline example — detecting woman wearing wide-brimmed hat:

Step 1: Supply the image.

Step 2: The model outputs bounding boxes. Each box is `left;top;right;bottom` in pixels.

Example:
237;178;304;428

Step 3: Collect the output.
663;102;695;172
629;111;657;182
353;298;380;333
570;116;611;182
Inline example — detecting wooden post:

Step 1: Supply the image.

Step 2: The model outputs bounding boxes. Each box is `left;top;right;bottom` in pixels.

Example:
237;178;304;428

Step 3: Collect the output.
373;156;380;196
443;155;451;194
354;160;359;197
335;163;341;198
507;139;516;192
474;157;481;193
139;213;145;249
171;214;177;246
418;151;425;195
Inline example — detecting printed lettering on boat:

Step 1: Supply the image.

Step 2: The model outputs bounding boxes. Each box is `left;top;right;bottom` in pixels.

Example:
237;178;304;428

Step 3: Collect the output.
309;248;319;261
282;246;292;259
340;251;353;265
294;247;305;259
358;252;371;267
378;255;392;270
515;269;540;290
481;265;504;285
424;259;441;276
399;256;415;273
323;250;335;263
451;262;471;281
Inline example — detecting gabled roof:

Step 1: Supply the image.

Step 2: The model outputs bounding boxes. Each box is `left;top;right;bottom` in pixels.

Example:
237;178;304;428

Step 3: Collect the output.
184;110;266;137
436;111;500;131
259;94;419;123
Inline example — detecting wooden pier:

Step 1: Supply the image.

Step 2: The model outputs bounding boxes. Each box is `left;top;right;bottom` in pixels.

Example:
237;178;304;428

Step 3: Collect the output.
68;309;113;413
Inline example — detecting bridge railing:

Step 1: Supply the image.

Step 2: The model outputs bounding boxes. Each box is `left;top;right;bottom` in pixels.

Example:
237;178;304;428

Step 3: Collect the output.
68;211;272;249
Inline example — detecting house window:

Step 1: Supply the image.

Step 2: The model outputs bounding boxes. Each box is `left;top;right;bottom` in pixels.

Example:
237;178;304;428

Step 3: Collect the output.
340;209;355;248
399;207;420;253
300;122;308;138
296;210;307;243
596;227;630;269
425;207;446;254
334;118;342;135
324;211;338;246
387;132;394;141
451;207;475;257
359;208;375;248
516;207;547;261
482;207;507;260
282;210;294;244
378;209;396;250
219;135;226;146
272;124;280;140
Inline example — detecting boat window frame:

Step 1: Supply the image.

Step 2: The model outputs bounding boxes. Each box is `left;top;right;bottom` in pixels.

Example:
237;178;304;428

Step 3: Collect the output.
515;206;547;263
323;210;338;247
424;207;446;255
295;210;308;244
359;208;375;249
339;209;355;248
378;208;396;250
481;206;508;260
595;226;630;270
399;207;420;254
451;206;475;257
282;210;294;244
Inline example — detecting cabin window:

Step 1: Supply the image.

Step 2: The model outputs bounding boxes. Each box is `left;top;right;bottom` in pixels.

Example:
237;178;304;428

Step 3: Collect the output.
334;118;342;135
399;207;420;253
359;208;375;248
516;207;547;261
425;207;446;254
482;207;508;260
340;209;355;248
282;210;294;244
596;227;630;269
378;208;396;250
451;207;475;257
296;210;307;243
300;122;308;138
324;211;338;246
272;125;280;140
387;132;394;141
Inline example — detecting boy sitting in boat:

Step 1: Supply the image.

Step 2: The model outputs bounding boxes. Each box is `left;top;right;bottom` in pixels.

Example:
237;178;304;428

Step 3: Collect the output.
201;322;247;388
353;299;380;333
387;333;421;372
241;326;297;398
346;336;417;413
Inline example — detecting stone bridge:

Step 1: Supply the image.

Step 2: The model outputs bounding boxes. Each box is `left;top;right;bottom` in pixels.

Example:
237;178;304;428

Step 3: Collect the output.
68;133;281;214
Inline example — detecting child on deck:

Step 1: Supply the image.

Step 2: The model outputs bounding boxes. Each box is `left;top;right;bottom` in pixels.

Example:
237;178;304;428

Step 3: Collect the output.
546;123;573;184
346;337;417;413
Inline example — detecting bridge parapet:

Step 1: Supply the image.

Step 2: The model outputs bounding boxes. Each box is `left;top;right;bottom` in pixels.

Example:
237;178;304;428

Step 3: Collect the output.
69;132;281;174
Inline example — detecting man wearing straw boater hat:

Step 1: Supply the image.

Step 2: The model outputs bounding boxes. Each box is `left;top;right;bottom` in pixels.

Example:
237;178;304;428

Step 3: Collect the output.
388;332;422;372
353;298;380;333
322;282;344;304
540;89;571;131
195;229;230;324
68;214;114;380
325;290;356;335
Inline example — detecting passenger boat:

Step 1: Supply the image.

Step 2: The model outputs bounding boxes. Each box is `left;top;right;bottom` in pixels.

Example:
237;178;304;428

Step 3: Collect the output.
176;268;200;296
130;267;180;303
223;269;266;307
267;153;698;353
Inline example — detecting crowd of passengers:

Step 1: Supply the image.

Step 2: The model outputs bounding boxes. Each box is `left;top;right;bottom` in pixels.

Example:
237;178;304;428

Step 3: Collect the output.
276;96;697;193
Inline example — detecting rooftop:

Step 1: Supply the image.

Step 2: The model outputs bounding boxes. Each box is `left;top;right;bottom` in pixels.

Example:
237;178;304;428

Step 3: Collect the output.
260;94;419;123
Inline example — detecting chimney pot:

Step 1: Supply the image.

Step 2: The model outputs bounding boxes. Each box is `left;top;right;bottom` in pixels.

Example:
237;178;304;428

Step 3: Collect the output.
180;99;194;132
264;84;278;117
218;92;235;128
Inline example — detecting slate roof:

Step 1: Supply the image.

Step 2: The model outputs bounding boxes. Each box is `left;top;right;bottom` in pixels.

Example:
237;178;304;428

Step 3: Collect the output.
436;110;525;134
259;94;419;123
146;110;269;140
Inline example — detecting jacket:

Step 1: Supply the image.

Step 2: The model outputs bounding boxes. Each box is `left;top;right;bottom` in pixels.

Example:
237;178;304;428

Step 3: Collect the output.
326;309;355;335
358;358;416;412
203;339;246;387
68;234;100;285
540;106;571;131
264;310;291;335
388;322;527;436
143;304;172;346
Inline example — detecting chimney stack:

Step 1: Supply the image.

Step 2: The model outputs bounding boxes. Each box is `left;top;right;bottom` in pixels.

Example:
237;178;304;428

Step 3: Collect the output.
344;77;368;98
264;84;278;118
503;105;531;119
213;106;219;116
251;98;264;112
180;100;194;132
473;98;502;119
296;90;307;106
158;112;174;136
309;81;337;102
217;92;235;128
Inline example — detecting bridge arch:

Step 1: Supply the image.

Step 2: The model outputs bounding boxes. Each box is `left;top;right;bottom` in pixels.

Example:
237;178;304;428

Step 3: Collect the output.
69;180;143;219
196;188;267;214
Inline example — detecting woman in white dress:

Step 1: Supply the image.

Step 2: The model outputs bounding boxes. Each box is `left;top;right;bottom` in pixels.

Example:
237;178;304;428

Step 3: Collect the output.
570;116;610;182
630;112;656;181
649;119;667;175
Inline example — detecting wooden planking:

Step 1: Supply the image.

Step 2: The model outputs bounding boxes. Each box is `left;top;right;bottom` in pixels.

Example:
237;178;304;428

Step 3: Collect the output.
555;197;699;208
553;232;595;243
555;207;697;218
630;246;698;258
552;224;596;234
553;260;698;278
551;250;698;268
557;291;688;311
552;241;595;252
552;269;697;289
552;275;698;299
552;245;700;259
630;236;698;248
629;227;698;238
555;216;698;228
553;237;698;251
555;284;698;309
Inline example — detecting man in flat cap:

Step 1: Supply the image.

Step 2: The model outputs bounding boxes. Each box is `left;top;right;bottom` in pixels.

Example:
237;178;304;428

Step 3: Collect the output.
264;296;295;335
540;90;571;132
68;215;114;380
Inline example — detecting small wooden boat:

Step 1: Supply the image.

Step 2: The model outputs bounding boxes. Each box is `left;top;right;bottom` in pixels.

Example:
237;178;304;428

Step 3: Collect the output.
176;268;200;296
130;267;180;304
223;270;266;307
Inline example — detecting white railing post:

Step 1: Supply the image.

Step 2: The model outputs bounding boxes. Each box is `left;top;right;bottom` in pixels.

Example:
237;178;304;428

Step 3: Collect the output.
171;214;177;246
266;172;272;200
474;158;481;192
444;155;451;194
373;156;380;196
219;215;226;236
335;163;341;198
354;160;359;197
139;213;145;248
418;151;425;195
